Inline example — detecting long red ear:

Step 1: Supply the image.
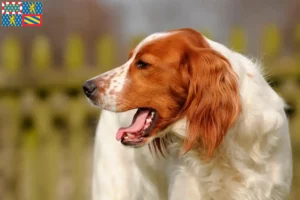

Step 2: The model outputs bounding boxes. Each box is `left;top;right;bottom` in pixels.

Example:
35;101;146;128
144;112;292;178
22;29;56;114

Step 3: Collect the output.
182;49;241;156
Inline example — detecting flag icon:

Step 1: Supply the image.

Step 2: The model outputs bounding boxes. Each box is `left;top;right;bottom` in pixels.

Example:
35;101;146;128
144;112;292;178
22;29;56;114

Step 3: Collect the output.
2;2;23;14
23;2;42;14
2;14;22;26
22;14;42;26
1;2;43;27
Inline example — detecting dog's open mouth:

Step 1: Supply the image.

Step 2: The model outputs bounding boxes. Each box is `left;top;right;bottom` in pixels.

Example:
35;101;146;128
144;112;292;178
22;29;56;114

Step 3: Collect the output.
116;108;158;147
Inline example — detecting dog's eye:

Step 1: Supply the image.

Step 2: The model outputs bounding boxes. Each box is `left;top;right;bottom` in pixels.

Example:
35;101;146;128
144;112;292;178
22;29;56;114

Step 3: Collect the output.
136;60;149;69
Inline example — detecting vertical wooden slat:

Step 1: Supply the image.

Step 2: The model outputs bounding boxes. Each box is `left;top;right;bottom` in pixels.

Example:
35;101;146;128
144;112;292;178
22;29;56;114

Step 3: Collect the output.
261;25;281;58
96;35;115;72
68;97;88;200
50;91;71;200
0;36;22;73
18;90;39;200
64;34;85;70
0;97;20;200
289;94;300;200
229;28;247;53
29;39;59;200
291;23;300;200
33;98;60;200
20;129;38;200
294;24;300;64
294;24;300;48
31;36;52;71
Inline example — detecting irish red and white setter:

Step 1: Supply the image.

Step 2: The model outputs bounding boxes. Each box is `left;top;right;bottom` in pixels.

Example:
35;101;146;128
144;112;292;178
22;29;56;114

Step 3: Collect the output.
83;28;292;200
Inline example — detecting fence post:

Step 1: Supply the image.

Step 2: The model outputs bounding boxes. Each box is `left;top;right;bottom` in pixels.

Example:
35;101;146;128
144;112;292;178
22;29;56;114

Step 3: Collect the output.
18;91;39;200
64;34;85;70
19;129;39;200
0;97;20;200
261;25;281;59
68;97;89;200
229;28;247;53
293;23;300;138
31;36;52;71
33;98;60;200
294;24;300;64
0;36;22;73
96;35;115;72
294;24;300;48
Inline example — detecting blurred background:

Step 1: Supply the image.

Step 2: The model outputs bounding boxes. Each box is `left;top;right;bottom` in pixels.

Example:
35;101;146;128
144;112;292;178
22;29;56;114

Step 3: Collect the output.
0;0;299;199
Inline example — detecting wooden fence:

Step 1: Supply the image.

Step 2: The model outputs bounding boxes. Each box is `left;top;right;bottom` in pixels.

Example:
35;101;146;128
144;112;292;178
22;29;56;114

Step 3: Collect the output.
0;25;300;200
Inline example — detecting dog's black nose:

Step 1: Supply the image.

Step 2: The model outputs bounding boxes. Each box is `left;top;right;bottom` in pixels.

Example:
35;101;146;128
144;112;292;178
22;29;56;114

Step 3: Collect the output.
83;80;97;97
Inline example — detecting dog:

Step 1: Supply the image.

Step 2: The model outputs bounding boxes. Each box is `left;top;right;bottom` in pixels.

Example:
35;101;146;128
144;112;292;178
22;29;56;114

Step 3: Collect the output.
83;28;292;200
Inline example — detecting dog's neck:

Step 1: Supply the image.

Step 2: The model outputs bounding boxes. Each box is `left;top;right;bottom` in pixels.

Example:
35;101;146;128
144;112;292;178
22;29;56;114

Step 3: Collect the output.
169;117;188;139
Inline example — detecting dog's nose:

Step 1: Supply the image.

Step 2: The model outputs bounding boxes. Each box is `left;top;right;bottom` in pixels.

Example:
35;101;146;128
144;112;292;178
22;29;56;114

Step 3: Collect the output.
83;80;97;97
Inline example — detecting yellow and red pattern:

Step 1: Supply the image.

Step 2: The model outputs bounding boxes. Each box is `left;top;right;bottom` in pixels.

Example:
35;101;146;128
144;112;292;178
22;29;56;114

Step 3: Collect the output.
22;14;42;26
2;2;43;27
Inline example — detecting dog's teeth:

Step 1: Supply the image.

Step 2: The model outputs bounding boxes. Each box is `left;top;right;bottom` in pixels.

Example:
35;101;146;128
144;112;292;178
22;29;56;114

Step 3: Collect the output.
146;119;151;123
127;133;134;138
124;136;129;139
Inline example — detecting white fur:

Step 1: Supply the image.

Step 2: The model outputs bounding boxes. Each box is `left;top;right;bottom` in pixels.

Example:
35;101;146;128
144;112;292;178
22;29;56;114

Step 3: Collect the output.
92;34;292;200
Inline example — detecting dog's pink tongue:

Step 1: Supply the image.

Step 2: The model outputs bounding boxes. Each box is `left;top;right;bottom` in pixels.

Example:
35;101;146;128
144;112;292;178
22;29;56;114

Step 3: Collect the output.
116;110;150;141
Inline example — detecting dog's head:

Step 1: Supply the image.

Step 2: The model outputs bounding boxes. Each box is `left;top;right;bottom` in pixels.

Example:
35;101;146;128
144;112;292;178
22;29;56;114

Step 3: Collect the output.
83;28;241;155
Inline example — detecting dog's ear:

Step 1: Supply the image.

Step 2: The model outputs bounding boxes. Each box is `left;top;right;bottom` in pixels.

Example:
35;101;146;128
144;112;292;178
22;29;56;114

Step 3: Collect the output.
182;48;241;156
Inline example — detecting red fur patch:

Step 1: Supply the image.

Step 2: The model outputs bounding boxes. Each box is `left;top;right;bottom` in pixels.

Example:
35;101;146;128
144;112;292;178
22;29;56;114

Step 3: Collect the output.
181;49;241;156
